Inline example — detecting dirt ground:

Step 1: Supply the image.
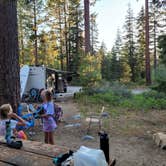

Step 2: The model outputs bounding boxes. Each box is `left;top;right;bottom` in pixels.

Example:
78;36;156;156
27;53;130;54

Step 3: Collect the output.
31;99;166;166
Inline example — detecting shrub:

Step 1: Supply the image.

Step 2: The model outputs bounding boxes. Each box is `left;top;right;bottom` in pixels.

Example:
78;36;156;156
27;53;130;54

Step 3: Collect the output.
142;90;166;99
108;82;132;98
152;65;166;93
76;83;166;110
112;88;132;98
88;92;121;106
120;94;166;110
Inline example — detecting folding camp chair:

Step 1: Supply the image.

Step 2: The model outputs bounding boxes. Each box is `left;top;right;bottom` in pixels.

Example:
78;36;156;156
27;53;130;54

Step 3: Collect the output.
17;104;42;137
86;106;109;134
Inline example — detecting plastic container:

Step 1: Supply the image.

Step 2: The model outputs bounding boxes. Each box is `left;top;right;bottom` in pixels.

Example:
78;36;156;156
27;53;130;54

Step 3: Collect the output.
74;146;108;166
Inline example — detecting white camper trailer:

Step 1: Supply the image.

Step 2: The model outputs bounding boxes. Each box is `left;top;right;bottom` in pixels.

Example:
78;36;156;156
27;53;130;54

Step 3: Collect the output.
20;65;75;102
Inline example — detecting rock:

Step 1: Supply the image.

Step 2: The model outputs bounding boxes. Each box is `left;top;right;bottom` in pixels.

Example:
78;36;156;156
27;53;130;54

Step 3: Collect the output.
101;112;109;118
72;114;81;120
65;124;74;128
65;123;81;128
146;130;151;135
82;135;95;141
86;117;100;123
74;123;81;127
153;132;166;149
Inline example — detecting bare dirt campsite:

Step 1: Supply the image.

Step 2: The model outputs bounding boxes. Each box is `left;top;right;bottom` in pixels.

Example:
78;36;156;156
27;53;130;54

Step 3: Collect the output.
0;0;166;165
31;100;166;166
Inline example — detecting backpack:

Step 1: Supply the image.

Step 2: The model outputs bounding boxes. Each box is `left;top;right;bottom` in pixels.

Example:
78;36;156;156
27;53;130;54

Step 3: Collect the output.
54;104;63;122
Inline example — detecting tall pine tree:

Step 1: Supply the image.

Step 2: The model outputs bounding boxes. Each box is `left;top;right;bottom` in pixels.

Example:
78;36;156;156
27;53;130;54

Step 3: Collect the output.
123;4;138;82
136;6;146;79
0;0;20;111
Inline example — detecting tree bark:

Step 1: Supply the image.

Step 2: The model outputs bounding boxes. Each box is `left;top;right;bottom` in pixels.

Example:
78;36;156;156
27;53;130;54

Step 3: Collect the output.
0;0;20;111
153;19;157;72
19;16;25;64
33;0;38;66
84;0;90;54
58;5;64;70
145;0;151;85
63;0;69;71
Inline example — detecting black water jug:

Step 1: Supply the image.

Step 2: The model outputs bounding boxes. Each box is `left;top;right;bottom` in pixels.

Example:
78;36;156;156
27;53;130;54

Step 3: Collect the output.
99;132;109;163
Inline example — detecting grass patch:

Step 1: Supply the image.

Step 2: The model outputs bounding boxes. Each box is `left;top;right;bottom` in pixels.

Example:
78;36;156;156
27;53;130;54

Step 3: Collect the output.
76;89;166;111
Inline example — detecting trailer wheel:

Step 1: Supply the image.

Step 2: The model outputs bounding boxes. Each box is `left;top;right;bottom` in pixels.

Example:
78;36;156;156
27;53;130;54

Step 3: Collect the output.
29;88;39;102
74;93;76;99
38;88;44;102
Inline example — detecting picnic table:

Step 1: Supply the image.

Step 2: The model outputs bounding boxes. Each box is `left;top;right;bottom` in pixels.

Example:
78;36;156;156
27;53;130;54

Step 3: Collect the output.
0;137;69;166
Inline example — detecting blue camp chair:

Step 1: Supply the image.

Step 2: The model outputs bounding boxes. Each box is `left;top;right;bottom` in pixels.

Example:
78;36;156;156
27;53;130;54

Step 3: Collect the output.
17;104;41;136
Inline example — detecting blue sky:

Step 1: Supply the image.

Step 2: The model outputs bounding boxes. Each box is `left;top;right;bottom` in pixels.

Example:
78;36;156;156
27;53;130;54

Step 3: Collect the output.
92;0;145;50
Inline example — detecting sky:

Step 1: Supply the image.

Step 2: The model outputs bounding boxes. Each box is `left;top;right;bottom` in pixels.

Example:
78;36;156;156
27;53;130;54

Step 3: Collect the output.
92;0;145;50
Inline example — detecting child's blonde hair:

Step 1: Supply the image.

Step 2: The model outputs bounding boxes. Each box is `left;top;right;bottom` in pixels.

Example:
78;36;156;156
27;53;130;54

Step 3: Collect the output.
41;89;52;102
0;104;13;120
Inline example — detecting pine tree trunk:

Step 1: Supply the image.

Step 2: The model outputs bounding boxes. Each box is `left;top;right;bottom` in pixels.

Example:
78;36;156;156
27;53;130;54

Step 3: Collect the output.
84;0;90;54
33;0;38;66
153;19;157;71
0;0;20;112
63;0;69;71
19;16;25;64
75;9;79;73
145;0;151;85
91;20;94;54
58;6;64;70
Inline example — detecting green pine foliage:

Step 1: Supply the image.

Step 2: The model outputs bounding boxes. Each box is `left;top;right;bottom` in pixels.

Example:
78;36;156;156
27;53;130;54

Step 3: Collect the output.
16;0;166;88
152;35;166;93
123;4;138;82
136;6;146;79
158;35;166;65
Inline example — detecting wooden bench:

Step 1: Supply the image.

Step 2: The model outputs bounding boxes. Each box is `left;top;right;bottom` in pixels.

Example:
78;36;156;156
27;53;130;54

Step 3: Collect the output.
0;137;69;166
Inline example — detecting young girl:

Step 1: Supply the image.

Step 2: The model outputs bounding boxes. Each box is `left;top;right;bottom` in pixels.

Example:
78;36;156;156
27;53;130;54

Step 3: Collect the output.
0;104;26;139
41;90;57;145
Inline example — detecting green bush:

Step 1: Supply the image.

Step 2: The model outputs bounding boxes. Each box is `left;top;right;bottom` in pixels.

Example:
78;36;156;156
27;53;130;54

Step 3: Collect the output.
76;90;166;110
120;94;166;110
142;90;166;99
111;87;132;98
152;65;166;93
76;81;166;110
84;81;132;98
88;92;121;106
